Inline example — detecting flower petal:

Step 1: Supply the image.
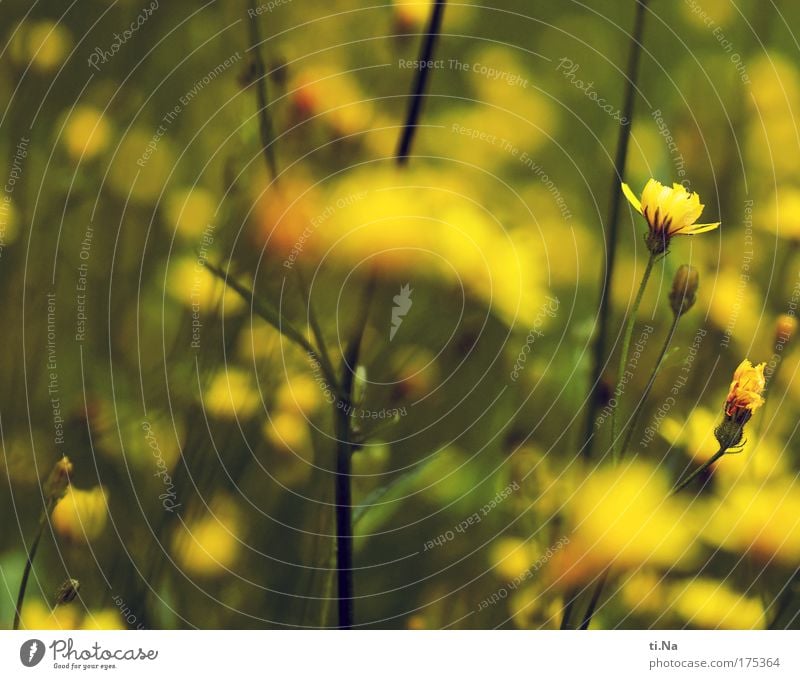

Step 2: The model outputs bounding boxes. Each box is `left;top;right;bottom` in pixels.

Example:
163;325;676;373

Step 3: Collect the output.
685;222;720;234
621;182;642;214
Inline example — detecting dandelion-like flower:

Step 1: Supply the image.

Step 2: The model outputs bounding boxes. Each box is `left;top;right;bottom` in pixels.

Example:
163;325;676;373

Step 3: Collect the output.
724;359;766;422
622;179;720;254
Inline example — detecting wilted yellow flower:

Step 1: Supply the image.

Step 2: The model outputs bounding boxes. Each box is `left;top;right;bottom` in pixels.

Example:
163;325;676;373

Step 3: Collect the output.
173;496;242;576
621;179;719;253
671;578;765;629
63;106;111;160
725;359;766;418
549;461;700;587
52;486;109;543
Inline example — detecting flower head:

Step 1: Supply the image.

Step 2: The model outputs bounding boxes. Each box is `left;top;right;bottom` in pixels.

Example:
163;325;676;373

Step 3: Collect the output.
622;179;720;254
725;359;766;419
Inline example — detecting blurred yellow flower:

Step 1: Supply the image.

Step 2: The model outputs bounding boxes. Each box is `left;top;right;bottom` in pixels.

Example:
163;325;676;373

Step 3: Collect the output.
550;461;700;587
0;197;20;247
10;21;72;72
52;486;109;543
488;537;538;581
619;570;671;618
661;408;719;465
19;600;81;631
755;187;800;240
725;359;766;418
81;609;125;630
166;256;245;317
275;374;324;418
671;578;765;629
203;368;261;420
63;106;111;161
704;479;800;566
621;179;719;253
173;496;243;577
165;187;219;240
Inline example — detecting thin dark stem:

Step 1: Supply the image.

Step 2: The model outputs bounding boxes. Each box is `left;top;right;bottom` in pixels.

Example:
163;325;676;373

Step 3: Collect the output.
395;0;447;164
334;276;377;629
581;0;650;461
611;251;657;463
619;311;680;458
672;446;726;494
247;0;279;181
580;569;609;630
559;594;577;629
13;509;50;630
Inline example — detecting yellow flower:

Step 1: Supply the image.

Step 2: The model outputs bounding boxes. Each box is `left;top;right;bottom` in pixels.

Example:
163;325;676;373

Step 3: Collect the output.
203;368;260;420
621;179;719;253
671;578;765;629
63;106;111;161
549;461;700;588
52;486;109;543
172;495;242;576
725;359;766;418
703;479;800;566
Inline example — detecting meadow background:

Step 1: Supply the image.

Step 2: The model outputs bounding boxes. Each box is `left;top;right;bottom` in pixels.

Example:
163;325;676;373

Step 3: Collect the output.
1;0;800;629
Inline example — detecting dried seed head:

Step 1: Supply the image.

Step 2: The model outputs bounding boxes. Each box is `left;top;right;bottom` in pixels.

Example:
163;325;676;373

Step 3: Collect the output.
669;265;700;317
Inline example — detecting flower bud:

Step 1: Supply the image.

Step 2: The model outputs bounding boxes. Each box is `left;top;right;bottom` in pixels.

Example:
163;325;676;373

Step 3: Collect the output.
54;578;80;606
43;456;73;504
669;265;699;317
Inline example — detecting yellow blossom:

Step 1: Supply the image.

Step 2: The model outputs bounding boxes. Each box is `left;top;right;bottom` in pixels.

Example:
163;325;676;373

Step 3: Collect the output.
52;486;109;543
172;495;242;576
63;106;111;161
671;578;765;629
548;461;700;588
203;368;261;420
725;359;766;417
621;179;719;253
703;479;800;566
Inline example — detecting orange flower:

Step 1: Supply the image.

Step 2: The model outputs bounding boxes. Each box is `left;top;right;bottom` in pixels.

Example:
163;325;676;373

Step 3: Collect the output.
725;359;766;418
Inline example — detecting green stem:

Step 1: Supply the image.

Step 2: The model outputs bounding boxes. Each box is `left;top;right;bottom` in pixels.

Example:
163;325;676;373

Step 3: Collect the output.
672;446;726;494
203;261;343;398
247;0;279;181
581;0;650;461
611;251;657;463
619;310;680;459
13;507;51;630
